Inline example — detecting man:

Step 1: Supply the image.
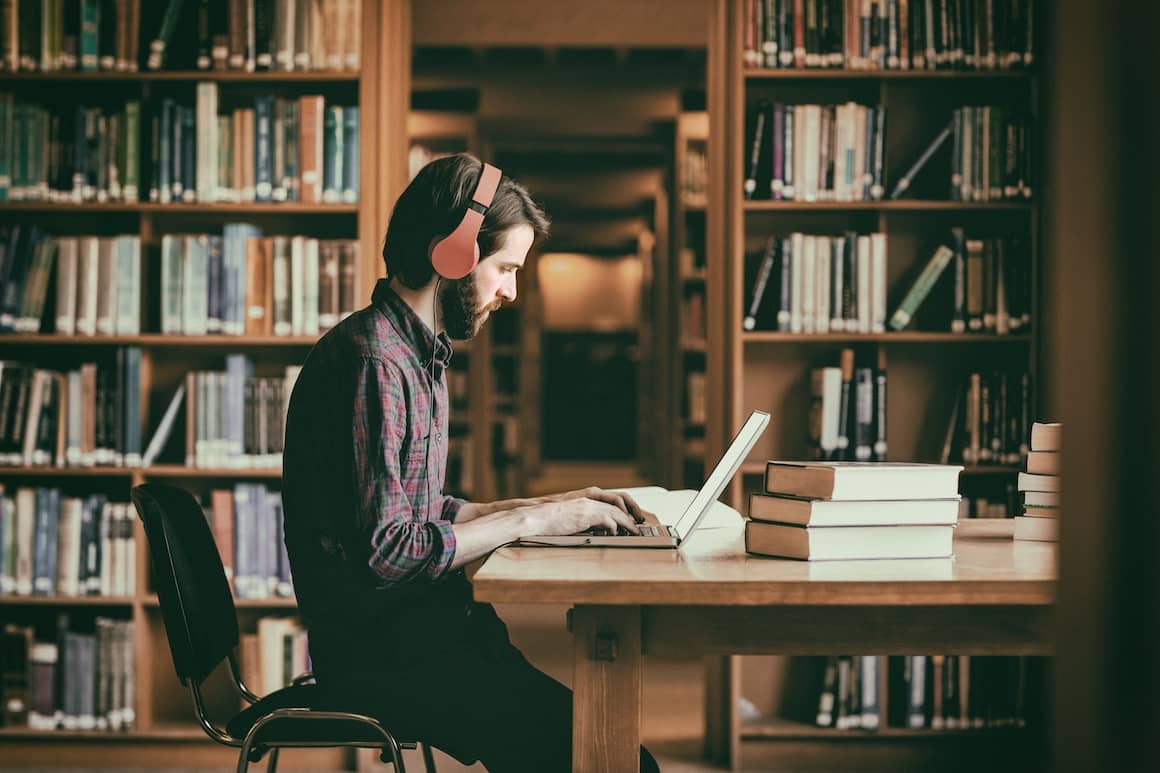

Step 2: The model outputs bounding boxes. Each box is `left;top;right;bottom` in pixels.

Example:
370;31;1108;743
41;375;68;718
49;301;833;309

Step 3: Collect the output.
282;154;661;772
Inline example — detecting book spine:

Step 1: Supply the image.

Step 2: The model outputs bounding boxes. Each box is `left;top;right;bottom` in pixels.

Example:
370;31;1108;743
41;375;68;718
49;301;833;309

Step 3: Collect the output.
888;243;953;330
873;349;887;461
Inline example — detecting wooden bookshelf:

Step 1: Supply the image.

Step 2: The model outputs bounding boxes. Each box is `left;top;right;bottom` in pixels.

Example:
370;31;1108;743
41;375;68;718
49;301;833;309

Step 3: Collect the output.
0;0;408;760
704;0;1045;768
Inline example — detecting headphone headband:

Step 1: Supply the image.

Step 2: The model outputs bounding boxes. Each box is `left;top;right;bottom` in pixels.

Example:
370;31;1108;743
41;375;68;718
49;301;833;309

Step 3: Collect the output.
431;162;503;280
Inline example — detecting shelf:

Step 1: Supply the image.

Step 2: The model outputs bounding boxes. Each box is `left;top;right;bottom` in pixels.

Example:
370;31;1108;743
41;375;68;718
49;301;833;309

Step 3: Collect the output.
0;70;360;83
0;595;135;606
143;595;297;609
743;332;1032;343
743;200;1033;212
744;68;1033;80
0;466;135;476
0;202;358;214
142;466;282;479
0;334;322;346
740;718;1026;739
0;725;209;742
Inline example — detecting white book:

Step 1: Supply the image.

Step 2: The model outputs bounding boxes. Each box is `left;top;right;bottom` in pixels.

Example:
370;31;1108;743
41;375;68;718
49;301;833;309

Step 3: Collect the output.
1017;472;1060;493
197;82;219;202
56;497;83;596
1024;490;1060;507
183;235;209;336
14;488;36;595
801;235;816;334
1014;515;1058;542
160;235;183;334
290;236;305;336
749;494;961;527
816;236;831;333
764;461;964;501
75;237;101;336
303;238;320;336
95;238;117;336
745;521;955;560
54;237;78;334
789;232;804;333
114;236;141;335
856;235;871;333
0;494;14;594
870;233;887;332
142;384;186;467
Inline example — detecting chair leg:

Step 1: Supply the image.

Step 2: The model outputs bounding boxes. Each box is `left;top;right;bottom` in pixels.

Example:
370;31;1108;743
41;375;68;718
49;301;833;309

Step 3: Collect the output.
421;742;438;773
266;748;280;773
235;748;251;773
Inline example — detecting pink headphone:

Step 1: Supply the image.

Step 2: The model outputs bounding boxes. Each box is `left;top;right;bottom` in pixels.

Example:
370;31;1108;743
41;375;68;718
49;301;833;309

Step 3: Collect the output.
430;162;503;280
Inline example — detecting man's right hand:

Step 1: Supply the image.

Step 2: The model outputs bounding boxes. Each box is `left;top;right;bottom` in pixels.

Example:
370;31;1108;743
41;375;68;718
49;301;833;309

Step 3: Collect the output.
522;497;645;537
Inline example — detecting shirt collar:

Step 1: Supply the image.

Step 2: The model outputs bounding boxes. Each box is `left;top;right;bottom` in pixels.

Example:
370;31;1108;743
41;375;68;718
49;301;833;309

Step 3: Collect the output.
372;279;454;369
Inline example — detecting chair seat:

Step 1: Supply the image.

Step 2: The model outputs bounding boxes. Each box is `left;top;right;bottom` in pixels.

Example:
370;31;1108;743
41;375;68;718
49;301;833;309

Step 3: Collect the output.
226;684;402;746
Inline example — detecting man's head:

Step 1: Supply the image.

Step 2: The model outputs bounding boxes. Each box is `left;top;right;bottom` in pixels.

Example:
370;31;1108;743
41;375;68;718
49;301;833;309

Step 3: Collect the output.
382;154;550;340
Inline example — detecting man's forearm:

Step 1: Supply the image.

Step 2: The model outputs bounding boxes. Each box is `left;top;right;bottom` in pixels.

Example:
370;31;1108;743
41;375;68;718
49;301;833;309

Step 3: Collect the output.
454;496;548;524
448;506;540;569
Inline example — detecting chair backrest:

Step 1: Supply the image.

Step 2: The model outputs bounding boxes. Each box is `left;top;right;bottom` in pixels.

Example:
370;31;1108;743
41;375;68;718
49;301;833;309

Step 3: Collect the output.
130;483;239;686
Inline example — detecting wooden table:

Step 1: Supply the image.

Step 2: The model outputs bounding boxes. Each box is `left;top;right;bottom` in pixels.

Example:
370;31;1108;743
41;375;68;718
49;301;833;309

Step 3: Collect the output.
472;519;1057;772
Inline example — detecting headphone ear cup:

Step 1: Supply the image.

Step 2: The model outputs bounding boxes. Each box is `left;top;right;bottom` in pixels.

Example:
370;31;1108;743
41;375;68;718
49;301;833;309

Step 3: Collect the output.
431;207;485;280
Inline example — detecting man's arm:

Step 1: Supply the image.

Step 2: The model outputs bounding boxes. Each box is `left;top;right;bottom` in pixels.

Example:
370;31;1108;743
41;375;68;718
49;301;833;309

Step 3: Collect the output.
448;492;648;570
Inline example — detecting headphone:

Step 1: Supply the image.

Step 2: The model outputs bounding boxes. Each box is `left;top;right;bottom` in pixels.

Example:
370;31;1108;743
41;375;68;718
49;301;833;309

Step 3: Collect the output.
422;160;503;531
430;162;503;279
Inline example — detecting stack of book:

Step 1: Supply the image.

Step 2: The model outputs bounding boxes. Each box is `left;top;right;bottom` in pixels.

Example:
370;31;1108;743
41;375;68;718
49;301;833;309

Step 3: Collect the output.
1014;422;1061;541
745;462;963;560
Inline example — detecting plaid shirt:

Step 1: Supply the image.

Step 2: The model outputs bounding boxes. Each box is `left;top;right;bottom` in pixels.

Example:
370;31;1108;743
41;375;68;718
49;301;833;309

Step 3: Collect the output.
282;279;464;628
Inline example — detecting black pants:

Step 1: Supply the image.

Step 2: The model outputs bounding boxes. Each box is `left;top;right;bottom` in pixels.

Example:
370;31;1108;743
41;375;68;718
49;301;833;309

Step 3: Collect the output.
312;575;660;772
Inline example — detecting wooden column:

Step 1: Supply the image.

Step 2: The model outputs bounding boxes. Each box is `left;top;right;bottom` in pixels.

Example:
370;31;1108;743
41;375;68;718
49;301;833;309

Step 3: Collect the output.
572;605;643;772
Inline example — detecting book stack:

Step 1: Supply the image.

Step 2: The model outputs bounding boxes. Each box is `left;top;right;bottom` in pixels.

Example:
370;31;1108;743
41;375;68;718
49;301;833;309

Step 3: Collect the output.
1014;422;1061;541
745;462;963;560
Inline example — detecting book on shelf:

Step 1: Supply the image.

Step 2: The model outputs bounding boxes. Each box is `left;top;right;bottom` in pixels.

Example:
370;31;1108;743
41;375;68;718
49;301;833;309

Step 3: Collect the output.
742;0;1034;72
945;369;1031;466
741;101;887;202
748;494;961;527
742;231;886;333
763;461;963;501
807;348;887;462
0;488;135;598
0;351;143;468
207;483;292;600
745;520;954;560
0;616;135;731
0;0;361;74
884;655;1031;730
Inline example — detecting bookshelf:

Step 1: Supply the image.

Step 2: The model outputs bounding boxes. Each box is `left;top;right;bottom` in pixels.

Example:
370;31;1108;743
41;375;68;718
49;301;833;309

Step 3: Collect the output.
704;0;1045;768
671;111;710;487
0;0;408;765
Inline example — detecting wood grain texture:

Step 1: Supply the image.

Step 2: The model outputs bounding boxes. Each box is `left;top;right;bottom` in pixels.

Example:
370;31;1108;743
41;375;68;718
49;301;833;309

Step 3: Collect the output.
571;606;643;772
473;527;1057;606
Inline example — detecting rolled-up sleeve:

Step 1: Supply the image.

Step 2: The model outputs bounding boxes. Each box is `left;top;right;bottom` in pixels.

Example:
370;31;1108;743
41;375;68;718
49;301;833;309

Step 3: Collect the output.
351;357;457;585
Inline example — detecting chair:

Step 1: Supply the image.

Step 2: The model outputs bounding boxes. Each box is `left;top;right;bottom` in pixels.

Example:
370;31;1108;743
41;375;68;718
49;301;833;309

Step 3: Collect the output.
129;482;438;773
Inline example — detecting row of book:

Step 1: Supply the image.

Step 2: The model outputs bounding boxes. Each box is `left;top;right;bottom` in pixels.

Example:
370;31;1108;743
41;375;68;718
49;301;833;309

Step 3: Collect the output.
744;101;887;202
1014;421;1059;541
741;0;1035;71
808;348;887;462
0;617;136;730
239;616;309;703
160;230;361;337
744;231;888;333
890;230;1031;333
178;360;300;470
0;490;135;597
0;231;144;335
814;655;1030;730
0;352;143;468
941;370;1032;467
0;228;363;338
0;91;359;204
743;101;1033;203
203;484;292;600
0;0;361;73
746;461;962;560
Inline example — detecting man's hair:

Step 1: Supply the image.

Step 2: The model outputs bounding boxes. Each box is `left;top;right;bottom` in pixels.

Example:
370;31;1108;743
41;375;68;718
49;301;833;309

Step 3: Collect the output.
382;153;550;288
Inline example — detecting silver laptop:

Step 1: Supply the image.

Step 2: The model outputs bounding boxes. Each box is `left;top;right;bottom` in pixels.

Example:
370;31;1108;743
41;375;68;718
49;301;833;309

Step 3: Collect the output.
520;410;770;548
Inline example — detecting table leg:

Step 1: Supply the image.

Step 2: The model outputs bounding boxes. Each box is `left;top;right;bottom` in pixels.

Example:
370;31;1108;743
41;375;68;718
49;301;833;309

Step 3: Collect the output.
572;605;642;772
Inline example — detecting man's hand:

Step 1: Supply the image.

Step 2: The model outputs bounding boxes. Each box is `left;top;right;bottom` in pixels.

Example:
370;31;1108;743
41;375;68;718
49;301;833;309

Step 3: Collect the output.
541;486;648;524
523;494;646;537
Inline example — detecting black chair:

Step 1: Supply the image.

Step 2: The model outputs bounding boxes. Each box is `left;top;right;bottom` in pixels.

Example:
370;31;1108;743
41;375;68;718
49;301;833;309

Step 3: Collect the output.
130;482;437;773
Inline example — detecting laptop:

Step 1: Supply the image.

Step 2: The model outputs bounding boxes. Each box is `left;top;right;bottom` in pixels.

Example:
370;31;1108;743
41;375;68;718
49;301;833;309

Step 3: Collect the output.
520;410;770;548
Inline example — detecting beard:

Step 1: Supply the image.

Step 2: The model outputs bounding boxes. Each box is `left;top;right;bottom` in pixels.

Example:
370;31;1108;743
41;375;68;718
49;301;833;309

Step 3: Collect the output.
439;271;501;340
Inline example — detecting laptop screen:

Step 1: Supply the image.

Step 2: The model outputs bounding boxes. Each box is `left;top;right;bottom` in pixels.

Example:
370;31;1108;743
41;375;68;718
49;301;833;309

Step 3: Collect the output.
672;410;770;543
